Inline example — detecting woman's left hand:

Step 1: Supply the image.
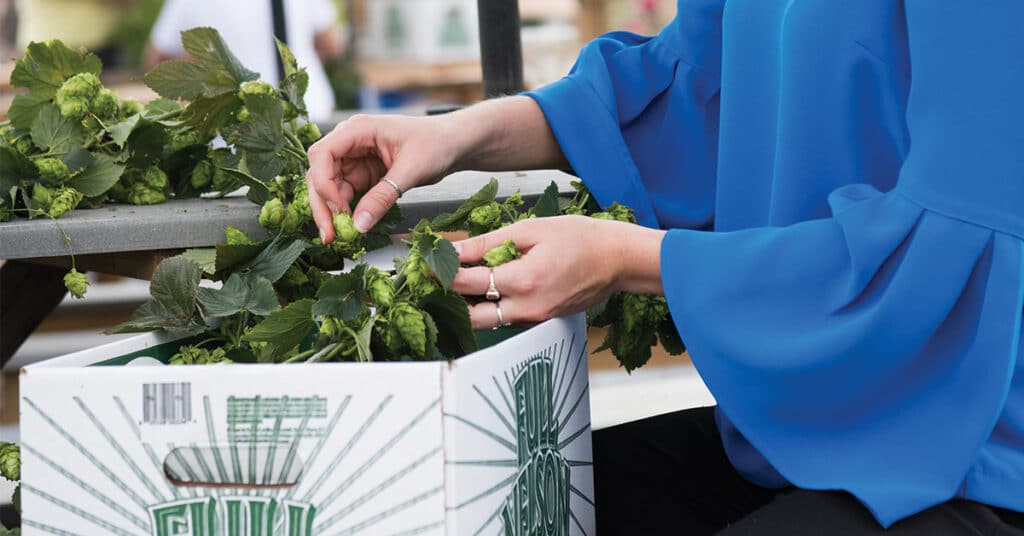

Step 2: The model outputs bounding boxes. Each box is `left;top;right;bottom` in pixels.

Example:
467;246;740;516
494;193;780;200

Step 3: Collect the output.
452;215;667;330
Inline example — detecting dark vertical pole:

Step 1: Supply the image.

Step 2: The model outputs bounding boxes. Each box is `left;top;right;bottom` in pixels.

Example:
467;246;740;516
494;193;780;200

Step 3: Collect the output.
476;0;525;98
270;0;289;82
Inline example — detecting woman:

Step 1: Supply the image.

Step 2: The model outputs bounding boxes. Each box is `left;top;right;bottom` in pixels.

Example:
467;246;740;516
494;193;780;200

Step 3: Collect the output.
306;1;1024;533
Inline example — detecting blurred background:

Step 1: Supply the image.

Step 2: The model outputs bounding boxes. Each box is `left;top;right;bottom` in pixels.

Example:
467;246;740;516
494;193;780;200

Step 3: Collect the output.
0;0;676;117
0;2;708;496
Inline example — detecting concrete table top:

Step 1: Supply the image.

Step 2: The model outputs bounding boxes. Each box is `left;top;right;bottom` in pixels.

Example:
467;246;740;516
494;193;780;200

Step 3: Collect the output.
0;170;575;260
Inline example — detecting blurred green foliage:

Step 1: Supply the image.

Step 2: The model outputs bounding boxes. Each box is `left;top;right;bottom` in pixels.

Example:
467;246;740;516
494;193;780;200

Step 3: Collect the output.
112;0;165;69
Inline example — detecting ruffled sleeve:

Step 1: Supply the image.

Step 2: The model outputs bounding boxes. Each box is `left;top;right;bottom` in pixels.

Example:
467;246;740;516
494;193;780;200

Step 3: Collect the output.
662;2;1024;527
524;0;725;231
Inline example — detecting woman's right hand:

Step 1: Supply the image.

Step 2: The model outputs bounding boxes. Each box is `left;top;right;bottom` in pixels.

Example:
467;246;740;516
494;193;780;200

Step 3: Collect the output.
306;113;463;243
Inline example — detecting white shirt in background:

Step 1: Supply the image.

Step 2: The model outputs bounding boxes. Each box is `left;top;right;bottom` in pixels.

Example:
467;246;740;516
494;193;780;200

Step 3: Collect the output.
150;0;338;122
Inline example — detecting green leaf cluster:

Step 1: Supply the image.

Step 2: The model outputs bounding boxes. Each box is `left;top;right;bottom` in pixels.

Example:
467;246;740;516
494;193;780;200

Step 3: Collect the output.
0;441;20;523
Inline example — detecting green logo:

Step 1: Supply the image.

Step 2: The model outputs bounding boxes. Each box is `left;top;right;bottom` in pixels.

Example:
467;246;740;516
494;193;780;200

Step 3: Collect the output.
500;357;571;536
148;496;315;536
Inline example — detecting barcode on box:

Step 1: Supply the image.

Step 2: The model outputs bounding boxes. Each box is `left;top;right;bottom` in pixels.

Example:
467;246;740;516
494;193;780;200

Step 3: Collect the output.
143;383;192;425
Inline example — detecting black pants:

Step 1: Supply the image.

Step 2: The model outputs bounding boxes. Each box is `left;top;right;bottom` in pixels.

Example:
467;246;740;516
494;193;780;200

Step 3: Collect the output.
593;406;1024;535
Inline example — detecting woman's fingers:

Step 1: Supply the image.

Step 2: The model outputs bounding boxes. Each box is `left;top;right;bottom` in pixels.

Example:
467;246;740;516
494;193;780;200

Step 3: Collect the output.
451;263;525;298
307;180;335;242
351;175;406;233
454;222;538;264
467;298;528;331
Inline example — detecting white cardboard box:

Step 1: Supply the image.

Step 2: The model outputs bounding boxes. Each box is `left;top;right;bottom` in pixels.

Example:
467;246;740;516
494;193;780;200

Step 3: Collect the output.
19;314;594;535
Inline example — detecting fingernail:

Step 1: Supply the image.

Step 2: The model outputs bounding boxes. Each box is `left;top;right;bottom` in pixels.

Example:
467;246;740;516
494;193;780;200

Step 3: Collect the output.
354;211;373;233
326;200;339;213
452;241;462;255
319;228;326;242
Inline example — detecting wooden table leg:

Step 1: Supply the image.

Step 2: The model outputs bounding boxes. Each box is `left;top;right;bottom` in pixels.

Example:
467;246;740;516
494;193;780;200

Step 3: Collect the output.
1;260;68;368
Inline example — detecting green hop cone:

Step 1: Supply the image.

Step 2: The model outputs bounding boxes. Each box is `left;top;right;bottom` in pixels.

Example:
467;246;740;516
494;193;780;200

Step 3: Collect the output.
0;442;19;481
281;202;303;233
225;226;252;245
239;80;277;98
142;166;169;190
296;123;322;148
259;198;285;228
92;88;118;118
170;345;231;365
504;191;524;207
402;249;437;298
211;167;240;192
468;202;502;234
291;180;313;219
120;98;142;116
48;187;84;217
169;130;207;153
483;240;521;267
593;202;636;223
268;175;293;201
282;101;299;122
107;181;129;203
127;183;166;205
280;265;309;288
35;157;70;183
63;269;89;299
366;267;396;308
14;136;35;156
319;316;342;338
190;160;215;190
236;106;251;122
55;72;101;119
333;212;361;243
387;302;428;358
31;183;53;209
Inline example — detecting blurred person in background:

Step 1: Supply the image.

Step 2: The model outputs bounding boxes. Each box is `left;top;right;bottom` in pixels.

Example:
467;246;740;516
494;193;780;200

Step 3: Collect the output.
15;0;135;66
146;0;343;122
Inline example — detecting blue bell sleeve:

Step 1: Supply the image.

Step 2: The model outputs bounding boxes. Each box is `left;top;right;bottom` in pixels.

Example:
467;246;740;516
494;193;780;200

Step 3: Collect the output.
524;0;725;230
661;2;1024;527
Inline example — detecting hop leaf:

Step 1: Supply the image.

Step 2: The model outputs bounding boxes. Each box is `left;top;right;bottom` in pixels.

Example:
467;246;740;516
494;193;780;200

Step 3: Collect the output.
483;240;520;267
0;442;19;481
64;269;89;299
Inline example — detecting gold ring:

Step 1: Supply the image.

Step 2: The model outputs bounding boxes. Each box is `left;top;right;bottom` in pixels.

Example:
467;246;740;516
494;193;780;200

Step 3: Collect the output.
485;268;501;301
382;177;404;198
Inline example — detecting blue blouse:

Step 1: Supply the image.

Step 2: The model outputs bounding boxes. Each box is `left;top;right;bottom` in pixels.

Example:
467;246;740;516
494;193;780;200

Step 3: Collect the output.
526;0;1024;527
